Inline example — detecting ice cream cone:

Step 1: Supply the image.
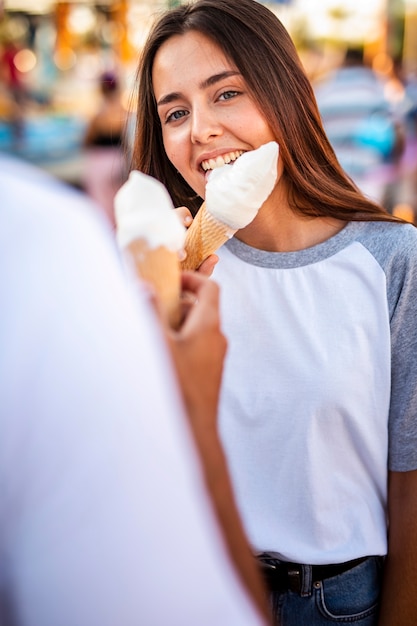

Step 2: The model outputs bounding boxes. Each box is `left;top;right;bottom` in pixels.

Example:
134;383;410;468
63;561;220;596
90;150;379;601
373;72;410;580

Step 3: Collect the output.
115;170;186;329
126;238;182;329
181;201;234;271
181;141;279;270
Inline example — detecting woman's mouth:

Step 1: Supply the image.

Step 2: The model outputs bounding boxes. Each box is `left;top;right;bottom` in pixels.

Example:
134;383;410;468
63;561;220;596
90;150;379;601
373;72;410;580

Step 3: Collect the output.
201;150;245;172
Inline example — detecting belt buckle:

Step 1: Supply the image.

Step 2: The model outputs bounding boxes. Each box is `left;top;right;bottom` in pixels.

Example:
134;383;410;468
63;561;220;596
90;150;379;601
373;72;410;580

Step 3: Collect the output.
258;558;285;592
287;566;302;593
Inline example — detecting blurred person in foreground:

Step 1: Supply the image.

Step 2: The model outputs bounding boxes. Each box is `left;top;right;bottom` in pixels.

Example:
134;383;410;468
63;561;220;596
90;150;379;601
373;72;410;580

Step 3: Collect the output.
130;1;417;624
0;154;269;626
314;46;405;207
83;71;128;228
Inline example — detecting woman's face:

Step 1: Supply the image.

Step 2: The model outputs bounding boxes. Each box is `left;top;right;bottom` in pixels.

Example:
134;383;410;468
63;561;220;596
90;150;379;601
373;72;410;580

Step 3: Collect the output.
152;30;276;200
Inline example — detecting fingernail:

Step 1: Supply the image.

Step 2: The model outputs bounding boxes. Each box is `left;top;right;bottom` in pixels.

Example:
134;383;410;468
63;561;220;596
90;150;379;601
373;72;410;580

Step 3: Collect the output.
184;216;193;226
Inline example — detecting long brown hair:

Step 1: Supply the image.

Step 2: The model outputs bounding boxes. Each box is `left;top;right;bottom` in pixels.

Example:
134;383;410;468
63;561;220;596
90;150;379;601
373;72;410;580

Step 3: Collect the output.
132;0;401;222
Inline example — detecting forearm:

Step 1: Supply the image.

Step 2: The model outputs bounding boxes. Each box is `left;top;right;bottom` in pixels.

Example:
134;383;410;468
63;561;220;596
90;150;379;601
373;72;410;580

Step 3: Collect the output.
379;554;417;625
166;273;271;623
172;366;270;623
378;470;417;625
191;420;271;624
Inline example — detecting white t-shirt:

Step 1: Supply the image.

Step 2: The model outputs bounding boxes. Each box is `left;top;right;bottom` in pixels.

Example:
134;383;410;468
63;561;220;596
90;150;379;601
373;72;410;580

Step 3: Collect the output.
0;156;265;626
214;221;417;565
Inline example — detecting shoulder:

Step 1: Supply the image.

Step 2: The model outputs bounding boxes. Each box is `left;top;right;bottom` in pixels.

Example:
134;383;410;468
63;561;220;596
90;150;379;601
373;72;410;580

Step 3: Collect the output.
354;221;417;266
353;221;417;320
1;156;114;262
0;158;130;344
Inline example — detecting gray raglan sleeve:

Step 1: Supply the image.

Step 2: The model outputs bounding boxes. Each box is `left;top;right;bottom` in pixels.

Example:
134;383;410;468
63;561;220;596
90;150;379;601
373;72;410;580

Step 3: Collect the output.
385;225;417;471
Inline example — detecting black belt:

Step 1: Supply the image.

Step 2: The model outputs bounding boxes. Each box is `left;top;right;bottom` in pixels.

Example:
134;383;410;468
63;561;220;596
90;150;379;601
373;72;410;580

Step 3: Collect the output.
258;555;368;594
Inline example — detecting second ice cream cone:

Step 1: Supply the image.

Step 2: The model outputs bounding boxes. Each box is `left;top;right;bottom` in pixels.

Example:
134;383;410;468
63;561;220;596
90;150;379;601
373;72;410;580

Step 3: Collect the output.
181;202;234;271
126;238;182;329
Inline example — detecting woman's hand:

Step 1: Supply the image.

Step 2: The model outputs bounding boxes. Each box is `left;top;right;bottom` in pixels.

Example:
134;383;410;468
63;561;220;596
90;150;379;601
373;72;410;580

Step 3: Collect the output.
168;271;227;431
175;205;194;229
175;206;219;276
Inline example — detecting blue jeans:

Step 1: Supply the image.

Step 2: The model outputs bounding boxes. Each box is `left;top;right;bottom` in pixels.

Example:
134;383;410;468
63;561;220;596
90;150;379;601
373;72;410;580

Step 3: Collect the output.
268;556;384;625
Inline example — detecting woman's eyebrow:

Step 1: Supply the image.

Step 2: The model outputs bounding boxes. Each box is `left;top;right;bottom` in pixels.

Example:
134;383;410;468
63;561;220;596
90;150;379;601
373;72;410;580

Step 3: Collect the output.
156;71;241;108
200;70;241;89
157;92;182;107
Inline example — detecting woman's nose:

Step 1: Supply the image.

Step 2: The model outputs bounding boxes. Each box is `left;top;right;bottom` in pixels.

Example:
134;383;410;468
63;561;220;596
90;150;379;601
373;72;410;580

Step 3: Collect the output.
190;107;222;144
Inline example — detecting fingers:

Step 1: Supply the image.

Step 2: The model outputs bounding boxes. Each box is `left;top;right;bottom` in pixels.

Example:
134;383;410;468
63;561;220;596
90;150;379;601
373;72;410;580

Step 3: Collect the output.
179;271;222;334
174;207;193;263
179;289;199;322
174;207;219;275
180;270;218;302
174;206;193;228
197;254;218;277
167;271;227;423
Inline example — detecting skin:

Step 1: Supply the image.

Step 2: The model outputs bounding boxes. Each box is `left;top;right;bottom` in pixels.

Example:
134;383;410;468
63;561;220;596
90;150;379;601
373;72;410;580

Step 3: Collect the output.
153;30;346;255
378;470;417;626
152;29;417;624
154;32;276;201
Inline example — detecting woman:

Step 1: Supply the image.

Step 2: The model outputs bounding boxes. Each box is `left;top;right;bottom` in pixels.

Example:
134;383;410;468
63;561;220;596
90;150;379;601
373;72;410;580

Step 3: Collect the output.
130;1;417;624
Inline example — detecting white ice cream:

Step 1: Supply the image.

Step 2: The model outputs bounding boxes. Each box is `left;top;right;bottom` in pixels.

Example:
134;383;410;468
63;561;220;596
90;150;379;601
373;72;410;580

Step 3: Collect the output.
205;141;279;230
115;170;186;251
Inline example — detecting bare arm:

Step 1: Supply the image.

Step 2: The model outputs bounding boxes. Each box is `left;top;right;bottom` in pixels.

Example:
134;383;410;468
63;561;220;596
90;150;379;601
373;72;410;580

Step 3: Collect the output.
165;271;271;624
378;469;417;625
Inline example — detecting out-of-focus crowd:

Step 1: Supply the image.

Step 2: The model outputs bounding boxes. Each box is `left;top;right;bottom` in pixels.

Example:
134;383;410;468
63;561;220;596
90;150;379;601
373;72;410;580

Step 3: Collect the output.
313;45;417;225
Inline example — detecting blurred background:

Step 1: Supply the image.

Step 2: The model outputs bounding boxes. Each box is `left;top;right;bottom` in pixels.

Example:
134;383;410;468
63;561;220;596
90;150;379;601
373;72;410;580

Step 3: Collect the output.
1;0;416;225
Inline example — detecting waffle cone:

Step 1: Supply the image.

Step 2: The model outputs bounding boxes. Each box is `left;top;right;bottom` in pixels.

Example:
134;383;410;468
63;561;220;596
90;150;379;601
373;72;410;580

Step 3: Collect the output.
125;238;181;329
181;202;235;271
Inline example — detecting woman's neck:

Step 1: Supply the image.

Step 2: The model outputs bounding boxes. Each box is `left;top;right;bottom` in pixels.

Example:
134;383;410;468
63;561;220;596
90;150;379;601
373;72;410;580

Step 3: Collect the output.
235;191;346;252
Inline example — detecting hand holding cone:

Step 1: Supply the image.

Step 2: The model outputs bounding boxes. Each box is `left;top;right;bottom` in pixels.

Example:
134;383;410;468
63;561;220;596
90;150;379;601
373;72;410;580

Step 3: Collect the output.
180;202;234;271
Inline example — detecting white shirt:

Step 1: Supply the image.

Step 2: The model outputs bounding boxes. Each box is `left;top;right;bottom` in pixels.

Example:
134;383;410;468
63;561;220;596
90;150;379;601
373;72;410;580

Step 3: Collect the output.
0;156;264;626
214;222;417;564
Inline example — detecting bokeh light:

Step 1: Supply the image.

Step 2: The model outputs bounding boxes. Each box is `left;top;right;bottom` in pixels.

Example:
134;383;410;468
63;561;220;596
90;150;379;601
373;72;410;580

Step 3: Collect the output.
13;48;36;72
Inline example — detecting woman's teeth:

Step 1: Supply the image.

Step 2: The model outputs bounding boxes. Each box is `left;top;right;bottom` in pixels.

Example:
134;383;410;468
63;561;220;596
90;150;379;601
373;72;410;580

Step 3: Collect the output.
201;150;244;172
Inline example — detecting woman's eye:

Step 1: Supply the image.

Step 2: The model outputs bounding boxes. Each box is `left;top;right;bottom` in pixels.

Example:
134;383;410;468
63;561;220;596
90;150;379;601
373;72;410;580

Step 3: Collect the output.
166;109;188;123
219;90;239;101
